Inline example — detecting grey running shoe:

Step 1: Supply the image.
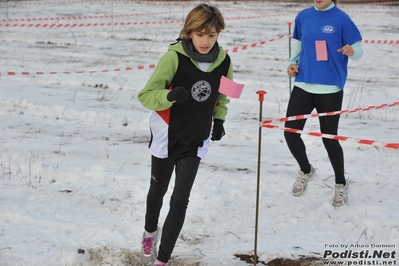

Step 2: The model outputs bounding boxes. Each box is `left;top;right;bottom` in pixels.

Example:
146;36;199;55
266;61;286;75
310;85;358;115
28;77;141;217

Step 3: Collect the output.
332;183;350;207
292;165;316;197
140;226;161;266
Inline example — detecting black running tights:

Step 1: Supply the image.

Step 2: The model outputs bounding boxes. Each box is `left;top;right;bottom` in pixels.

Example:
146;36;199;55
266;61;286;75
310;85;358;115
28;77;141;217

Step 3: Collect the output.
144;155;201;263
284;86;346;184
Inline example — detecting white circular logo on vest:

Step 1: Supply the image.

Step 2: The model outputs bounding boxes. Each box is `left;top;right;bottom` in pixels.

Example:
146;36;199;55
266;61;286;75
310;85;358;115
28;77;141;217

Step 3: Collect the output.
191;80;211;102
321;25;335;33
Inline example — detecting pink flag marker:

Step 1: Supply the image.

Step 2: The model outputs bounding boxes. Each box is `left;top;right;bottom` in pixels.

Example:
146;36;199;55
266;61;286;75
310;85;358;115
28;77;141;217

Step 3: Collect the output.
218;76;244;99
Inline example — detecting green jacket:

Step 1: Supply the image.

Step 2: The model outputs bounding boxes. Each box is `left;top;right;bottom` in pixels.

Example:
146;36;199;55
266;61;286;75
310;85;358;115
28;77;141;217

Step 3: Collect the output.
137;42;233;121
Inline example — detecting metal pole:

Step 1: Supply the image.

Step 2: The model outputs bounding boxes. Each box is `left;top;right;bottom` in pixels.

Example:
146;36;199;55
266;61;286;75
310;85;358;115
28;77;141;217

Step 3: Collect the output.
254;90;267;266
288;22;292;95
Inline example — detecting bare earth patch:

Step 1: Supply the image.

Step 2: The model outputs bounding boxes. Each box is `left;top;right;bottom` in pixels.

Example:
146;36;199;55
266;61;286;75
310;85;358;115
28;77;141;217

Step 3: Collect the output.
235;253;323;266
76;246;325;265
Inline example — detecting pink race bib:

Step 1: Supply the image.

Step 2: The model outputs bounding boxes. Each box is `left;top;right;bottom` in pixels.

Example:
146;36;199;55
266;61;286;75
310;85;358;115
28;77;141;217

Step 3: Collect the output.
315;40;328;61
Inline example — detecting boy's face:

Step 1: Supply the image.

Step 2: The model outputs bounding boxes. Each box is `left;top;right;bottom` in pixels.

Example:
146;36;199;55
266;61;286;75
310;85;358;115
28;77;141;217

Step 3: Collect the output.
190;27;219;55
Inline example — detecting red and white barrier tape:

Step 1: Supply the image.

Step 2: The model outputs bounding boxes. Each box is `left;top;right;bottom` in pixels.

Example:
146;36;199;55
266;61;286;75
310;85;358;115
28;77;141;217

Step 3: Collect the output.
0;35;397;77
261;102;399;150
1;0;398;6
0;8;286;23
0;65;156;76
225;34;286;53
262;102;399;125
0;20;184;28
0;35;288;76
362;40;399;44
2;7;396;24
0;0;135;7
1;12;179;23
0;14;291;28
338;0;399;4
263;123;399;150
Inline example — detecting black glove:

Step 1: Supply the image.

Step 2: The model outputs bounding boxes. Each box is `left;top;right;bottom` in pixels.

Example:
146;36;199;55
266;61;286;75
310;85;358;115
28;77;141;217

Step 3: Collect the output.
167;87;189;103
211;119;225;141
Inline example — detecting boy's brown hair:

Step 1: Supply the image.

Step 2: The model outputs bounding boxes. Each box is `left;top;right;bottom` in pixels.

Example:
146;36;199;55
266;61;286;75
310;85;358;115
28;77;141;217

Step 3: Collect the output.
180;4;225;39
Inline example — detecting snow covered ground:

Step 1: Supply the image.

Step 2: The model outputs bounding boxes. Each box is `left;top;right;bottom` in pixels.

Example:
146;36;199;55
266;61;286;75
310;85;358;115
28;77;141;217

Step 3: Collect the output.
0;1;398;265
